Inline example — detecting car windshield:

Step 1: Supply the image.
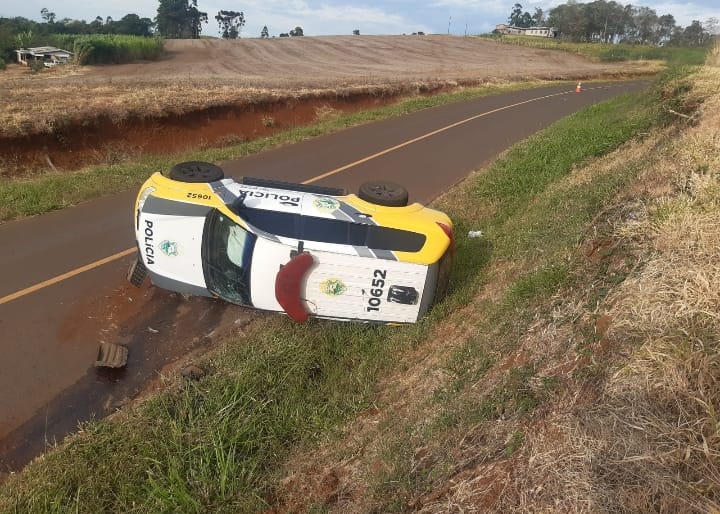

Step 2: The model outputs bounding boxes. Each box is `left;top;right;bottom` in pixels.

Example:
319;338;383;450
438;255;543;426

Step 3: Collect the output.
202;210;257;306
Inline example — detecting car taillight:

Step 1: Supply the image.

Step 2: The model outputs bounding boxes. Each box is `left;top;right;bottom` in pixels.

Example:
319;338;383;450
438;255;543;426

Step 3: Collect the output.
136;186;156;230
436;222;455;256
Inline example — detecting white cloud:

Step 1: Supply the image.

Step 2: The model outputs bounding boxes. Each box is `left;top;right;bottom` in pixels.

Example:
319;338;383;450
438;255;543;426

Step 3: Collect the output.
2;0;718;37
233;1;429;37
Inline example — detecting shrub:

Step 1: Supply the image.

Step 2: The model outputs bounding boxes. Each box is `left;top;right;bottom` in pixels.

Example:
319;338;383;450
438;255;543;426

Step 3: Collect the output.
0;58;5;71
47;34;164;65
29;59;44;73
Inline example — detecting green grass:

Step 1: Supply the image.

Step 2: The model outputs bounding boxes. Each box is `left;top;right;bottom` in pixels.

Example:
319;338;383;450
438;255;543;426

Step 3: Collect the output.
2;319;403;513
50;34;164;65
0;81;560;222
484;34;709;65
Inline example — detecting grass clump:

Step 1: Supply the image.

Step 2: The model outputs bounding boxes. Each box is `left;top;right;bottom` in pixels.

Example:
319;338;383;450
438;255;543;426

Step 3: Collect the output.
55;34;165;65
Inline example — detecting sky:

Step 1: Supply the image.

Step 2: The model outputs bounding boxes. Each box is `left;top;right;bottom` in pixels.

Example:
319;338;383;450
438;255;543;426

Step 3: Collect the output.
0;0;717;39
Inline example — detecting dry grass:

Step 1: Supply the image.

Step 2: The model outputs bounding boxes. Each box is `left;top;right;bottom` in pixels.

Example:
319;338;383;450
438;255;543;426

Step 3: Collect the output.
270;47;720;513
492;48;720;514
438;48;720;514
0;76;370;137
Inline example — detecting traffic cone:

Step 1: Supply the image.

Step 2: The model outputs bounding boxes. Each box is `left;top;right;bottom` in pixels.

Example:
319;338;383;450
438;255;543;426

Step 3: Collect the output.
575;82;582;93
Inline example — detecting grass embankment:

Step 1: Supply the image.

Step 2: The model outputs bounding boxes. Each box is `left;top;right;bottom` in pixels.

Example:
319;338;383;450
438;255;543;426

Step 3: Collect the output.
488;34;709;65
3;51;716;512
0;80;555;222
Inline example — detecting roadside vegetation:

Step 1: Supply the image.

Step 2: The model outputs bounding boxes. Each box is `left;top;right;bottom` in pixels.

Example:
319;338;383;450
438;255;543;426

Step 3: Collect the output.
1;43;716;514
54;34;165;65
488;34;709;65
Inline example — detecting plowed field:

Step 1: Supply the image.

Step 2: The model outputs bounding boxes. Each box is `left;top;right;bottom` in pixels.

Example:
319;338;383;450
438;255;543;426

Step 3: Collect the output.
0;36;659;174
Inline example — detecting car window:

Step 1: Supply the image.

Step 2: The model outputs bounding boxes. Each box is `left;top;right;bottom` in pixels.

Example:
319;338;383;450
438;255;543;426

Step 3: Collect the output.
236;207;426;252
227;225;251;267
202;210;257;306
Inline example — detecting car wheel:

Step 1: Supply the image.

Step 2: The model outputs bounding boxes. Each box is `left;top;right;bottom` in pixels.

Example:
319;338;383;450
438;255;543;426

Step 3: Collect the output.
127;256;147;287
169;161;225;183
358;181;409;207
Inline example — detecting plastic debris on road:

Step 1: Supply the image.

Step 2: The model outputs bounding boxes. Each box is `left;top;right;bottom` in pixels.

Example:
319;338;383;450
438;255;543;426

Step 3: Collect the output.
95;342;129;368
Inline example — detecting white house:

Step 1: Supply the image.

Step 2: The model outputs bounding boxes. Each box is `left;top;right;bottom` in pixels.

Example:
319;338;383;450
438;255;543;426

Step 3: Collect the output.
16;46;73;67
495;24;557;38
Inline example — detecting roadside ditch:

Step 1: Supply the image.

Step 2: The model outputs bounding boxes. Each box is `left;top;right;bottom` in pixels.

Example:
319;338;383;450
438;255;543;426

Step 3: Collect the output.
0;84;461;177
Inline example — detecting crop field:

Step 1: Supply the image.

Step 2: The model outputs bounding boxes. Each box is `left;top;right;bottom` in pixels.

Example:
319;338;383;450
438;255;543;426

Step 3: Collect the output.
0;35;659;139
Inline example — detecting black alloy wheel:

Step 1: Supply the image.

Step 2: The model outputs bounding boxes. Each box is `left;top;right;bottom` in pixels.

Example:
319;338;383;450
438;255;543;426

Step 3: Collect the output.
358;181;409;207
169;161;225;183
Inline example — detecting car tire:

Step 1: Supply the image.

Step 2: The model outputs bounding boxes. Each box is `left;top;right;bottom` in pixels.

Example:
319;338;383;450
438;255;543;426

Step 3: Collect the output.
127;257;147;287
358;181;409;207
169;161;224;183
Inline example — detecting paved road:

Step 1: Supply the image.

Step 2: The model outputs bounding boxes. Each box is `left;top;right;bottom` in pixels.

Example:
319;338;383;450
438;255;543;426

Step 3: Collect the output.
0;81;648;472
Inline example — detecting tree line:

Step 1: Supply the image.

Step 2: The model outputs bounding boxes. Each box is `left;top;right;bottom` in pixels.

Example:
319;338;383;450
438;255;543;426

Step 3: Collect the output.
0;0;302;56
0;1;311;65
505;1;717;46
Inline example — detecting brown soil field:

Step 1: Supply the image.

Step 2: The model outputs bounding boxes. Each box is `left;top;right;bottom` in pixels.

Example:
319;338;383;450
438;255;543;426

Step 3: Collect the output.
0;35;659;174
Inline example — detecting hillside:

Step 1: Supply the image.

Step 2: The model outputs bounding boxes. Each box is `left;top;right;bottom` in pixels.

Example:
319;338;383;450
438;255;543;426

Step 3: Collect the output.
80;36;649;86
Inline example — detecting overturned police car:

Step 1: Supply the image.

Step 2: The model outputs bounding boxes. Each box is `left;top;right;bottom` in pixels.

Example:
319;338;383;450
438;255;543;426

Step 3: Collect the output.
129;162;454;323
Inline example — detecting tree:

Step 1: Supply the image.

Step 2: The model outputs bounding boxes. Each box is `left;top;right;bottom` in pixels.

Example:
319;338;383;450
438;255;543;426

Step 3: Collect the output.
215;10;244;38
114;14;154;36
260;25;269;38
353;29;360;35
509;3;533;28
189;0;208;39
633;6;659;44
547;3;587;40
40;8;56;24
532;8;545;26
580;0;627;42
289;26;304;36
657;14;676;44
704;17;719;35
156;0;205;38
156;0;188;37
89;16;104;33
682;20;710;46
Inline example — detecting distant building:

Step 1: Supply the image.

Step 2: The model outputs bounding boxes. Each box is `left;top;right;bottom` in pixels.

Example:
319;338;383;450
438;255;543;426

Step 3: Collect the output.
495;24;557;38
16;47;73;67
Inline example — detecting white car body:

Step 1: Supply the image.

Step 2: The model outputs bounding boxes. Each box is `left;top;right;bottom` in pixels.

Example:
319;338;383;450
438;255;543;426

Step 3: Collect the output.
133;170;453;323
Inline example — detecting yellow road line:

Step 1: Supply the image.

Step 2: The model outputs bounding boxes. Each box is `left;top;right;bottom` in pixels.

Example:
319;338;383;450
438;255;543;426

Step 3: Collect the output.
0;248;136;306
0;85;598;306
301;88;578;184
